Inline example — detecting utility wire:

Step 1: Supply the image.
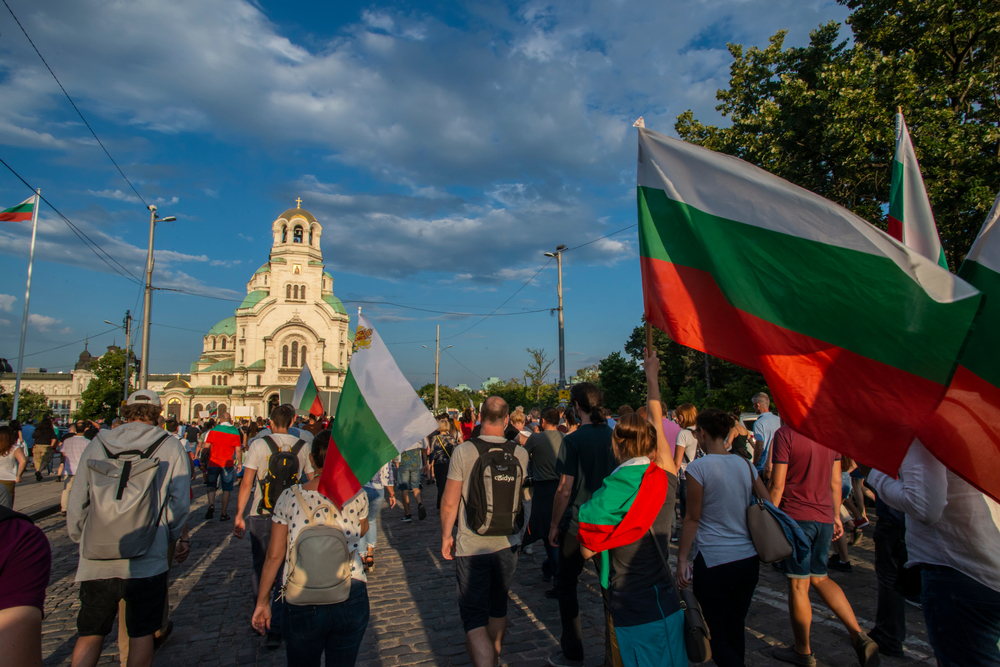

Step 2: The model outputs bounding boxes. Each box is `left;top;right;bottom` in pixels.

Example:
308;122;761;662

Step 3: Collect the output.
2;0;149;208
442;259;553;341
444;348;485;381
563;223;637;253
14;327;119;359
0;156;143;284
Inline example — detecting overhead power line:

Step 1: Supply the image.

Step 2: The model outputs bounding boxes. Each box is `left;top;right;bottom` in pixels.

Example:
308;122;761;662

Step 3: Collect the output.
563;223;637;253
2;0;149;208
442;259;553;341
15;327;118;359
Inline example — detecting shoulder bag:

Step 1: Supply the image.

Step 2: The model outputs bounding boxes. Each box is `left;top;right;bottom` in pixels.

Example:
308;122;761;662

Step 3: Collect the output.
741;456;793;563
650;524;712;663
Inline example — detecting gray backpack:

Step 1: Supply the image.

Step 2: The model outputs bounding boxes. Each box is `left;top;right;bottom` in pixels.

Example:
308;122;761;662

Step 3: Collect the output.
81;433;171;560
282;487;352;606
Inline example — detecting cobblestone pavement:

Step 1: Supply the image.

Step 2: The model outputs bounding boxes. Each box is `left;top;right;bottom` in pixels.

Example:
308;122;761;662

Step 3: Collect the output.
39;483;935;666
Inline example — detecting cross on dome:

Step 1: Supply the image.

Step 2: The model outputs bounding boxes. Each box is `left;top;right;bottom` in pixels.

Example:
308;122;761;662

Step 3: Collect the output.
295;197;302;208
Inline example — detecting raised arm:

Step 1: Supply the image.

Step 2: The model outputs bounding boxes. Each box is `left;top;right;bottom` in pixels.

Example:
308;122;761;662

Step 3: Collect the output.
644;347;676;476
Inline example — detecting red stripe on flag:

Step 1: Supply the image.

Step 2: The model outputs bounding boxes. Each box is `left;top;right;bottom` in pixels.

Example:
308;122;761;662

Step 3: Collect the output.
0;211;32;222
920;365;1000;503
309;393;324;417
578;464;668;552
317;434;363;509
642;255;948;476
887;215;903;242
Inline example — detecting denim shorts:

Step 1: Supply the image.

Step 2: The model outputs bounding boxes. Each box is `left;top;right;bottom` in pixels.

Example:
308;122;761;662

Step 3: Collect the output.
456;546;518;633
206;466;235;492
77;572;168;638
396;464;421;491
784;520;833;579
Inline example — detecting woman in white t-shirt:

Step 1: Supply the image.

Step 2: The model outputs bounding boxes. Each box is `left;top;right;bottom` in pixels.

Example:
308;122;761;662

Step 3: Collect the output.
675;409;771;667
0;425;27;505
251;431;370;666
673;404;699;523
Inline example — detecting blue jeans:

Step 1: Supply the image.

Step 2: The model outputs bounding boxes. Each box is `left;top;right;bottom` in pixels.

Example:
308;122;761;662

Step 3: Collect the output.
359;486;383;552
282;579;370;667
248;515;283;635
922;565;1000;666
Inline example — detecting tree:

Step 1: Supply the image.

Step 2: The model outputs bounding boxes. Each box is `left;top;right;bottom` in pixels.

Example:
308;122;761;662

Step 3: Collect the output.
0;386;53;422
523;347;555;404
417;383;475;412
573;363;600;384
74;347;134;422
675;0;1000;269
597;352;645;412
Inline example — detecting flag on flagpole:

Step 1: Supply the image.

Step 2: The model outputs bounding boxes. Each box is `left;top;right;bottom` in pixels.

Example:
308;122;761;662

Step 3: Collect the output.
318;313;438;508
919;192;1000;502
888;111;947;268
292;362;324;416
0;196;36;222
636;126;981;476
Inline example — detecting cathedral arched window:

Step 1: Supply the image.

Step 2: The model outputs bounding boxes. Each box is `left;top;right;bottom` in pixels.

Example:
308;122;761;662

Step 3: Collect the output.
211;376;216;386
281;226;287;243
309;228;314;245
286;285;291;299
301;346;307;367
300;285;306;299
212;337;216;350
293;285;299;300
221;337;226;350
223;376;227;386
291;342;299;366
240;350;244;364
293;226;303;243
325;376;330;388
282;346;289;367
256;375;261;387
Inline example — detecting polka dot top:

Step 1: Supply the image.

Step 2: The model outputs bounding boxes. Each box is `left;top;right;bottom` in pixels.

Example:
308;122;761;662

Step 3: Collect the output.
272;485;369;583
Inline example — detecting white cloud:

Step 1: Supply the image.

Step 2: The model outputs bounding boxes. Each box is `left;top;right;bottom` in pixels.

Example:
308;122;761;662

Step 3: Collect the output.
0;295;15;312
28;313;62;331
88;189;142;204
0;319;10;327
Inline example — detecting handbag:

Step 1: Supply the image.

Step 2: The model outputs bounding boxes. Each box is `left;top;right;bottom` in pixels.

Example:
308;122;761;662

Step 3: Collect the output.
650;526;712;663
741;457;793;563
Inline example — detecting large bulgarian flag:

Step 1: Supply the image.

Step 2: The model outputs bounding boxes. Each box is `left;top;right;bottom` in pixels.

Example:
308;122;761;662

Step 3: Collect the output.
919;193;1000;502
292;362;324;416
0;196;36;222
888;110;948;268
637;126;982;476
578;457;669;587
318;313;438;508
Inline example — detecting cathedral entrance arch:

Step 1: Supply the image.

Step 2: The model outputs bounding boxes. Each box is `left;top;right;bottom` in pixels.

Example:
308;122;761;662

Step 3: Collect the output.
167;398;181;421
267;393;280;416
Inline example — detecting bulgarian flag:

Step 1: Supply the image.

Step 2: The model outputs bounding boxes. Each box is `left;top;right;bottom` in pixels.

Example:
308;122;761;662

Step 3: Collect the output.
578;458;670;587
637;126;982;476
888;110;947;268
318;313;438;508
0;196;36;222
292;362;324;416
920;193;1000;502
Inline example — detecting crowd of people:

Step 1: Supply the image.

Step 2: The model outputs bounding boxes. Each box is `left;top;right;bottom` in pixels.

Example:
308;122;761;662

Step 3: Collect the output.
1;351;1000;667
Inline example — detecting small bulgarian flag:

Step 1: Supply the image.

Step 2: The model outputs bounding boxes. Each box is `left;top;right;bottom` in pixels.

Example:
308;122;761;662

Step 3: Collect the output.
578;457;670;587
292;362;324;417
888;110;947;268
318;313;438;508
0;196;36;222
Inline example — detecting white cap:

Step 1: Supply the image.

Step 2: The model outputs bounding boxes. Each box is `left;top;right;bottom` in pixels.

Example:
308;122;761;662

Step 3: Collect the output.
126;389;161;407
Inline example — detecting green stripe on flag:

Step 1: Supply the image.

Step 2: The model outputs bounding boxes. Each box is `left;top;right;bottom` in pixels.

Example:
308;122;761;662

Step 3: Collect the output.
889;159;904;222
957;260;1000;387
1;202;33;214
577;464;644;526
638;185;978;385
329;370;399;486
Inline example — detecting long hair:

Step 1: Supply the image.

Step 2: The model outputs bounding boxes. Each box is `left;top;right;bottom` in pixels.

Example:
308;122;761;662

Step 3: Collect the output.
0;426;14;457
570;382;606;426
675;403;698;428
612;413;656;462
461;408;474;424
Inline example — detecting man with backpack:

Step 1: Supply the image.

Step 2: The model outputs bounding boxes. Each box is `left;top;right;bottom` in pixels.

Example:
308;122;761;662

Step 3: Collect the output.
440;396;528;667
67;390;190;667
233;404;313;651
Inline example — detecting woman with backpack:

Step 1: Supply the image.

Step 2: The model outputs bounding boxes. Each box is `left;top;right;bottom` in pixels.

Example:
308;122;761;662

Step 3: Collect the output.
252;430;370;667
428;413;459;510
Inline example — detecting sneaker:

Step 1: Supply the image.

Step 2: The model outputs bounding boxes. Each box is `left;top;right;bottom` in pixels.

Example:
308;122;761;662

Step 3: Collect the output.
153;620;174;649
266;632;282;650
772;646;817;666
523;544;534;555
854;518;871;530
400;514;412;523
547;654;584;667
35;471;42;482
828;556;853;573
418;504;427;521
219;514;230;522
205;505;215;520
544;588;558;599
853;630;881;667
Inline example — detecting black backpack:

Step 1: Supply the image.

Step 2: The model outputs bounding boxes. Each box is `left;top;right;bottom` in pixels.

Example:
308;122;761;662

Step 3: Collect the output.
464;438;524;536
256;436;306;513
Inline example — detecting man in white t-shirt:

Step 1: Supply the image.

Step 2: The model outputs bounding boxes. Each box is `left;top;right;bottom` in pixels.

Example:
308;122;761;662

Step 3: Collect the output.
59;421;91;515
751;392;781;480
233;404;313;650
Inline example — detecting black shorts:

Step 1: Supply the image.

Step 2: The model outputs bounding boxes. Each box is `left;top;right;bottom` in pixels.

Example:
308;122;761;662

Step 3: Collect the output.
77;572;169;638
455;546;518;633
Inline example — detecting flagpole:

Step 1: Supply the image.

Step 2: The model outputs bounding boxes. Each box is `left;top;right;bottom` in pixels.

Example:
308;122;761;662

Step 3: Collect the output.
12;190;40;421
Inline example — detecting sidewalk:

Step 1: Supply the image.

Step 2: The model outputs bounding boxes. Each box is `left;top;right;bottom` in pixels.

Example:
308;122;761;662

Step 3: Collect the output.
13;469;63;519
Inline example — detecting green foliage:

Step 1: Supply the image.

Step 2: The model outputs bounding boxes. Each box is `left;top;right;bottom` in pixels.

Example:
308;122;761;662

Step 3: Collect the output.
74;348;133;422
597;352;645;412
675;0;1000;268
0;386;53;422
523;347;555;403
417;383;476;411
573;363;600;385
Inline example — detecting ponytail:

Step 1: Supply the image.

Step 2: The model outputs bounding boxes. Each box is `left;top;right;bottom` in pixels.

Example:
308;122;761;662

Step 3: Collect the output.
570;383;606;426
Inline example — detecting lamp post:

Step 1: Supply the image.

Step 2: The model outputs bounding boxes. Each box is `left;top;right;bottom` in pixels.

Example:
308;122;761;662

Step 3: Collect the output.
544;245;568;389
105;311;133;412
422;325;452;411
139;206;175;389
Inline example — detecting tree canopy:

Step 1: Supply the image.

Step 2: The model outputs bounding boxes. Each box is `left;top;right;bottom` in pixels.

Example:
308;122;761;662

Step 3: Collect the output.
0;386;53;423
74;348;133;423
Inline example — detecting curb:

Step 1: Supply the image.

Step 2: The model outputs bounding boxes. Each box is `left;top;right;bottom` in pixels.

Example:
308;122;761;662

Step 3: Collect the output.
28;503;62;522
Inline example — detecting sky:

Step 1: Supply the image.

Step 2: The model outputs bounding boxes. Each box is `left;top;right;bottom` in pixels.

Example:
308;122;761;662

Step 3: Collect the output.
0;0;851;390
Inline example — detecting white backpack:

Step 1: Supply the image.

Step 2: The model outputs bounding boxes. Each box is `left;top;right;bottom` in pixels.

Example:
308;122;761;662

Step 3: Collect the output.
282;487;352;605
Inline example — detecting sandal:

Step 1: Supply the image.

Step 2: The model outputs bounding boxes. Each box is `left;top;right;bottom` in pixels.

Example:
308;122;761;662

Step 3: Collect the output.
364;549;375;572
219;513;231;522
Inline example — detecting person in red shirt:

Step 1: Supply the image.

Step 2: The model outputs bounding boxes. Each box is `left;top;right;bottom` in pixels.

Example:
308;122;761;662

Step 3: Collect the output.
768;426;878;667
203;413;243;521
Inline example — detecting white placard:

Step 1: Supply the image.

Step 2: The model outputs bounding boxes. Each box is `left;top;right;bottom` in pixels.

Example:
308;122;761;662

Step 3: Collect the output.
199;411;210;418
232;406;253;417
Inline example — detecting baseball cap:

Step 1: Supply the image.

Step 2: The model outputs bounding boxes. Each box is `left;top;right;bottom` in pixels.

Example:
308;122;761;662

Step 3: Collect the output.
126;389;161;407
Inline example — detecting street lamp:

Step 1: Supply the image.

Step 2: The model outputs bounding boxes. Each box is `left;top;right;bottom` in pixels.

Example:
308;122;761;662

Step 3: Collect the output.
422;325;452;410
544;244;568;389
105;312;133;412
139;205;176;389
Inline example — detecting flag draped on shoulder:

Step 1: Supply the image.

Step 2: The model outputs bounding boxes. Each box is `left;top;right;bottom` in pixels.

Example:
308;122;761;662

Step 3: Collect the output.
318;313;438;508
578;457;669;587
889;111;947;268
636;126;982;476
292;362;324;416
0;196;36;222
920;193;1000;502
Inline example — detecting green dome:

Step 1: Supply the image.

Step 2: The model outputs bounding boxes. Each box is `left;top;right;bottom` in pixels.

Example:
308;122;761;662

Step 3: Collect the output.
203;358;235;373
247;359;266;371
239;290;269;310
322;294;347;315
207;316;236;336
254;263;270;274
323;271;333;281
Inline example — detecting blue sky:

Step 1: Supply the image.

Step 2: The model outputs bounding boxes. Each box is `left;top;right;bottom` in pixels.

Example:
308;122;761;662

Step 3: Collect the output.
0;0;850;389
